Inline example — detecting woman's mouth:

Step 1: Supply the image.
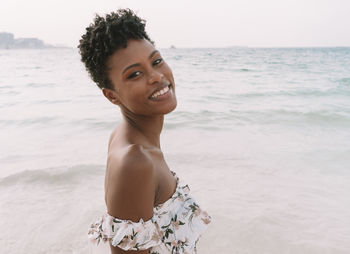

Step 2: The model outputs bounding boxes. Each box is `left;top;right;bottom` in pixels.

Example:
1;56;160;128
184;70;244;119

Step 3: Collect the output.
149;84;172;100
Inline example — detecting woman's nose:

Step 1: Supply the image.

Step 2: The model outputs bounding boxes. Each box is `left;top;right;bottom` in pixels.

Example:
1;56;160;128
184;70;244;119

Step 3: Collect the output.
148;69;164;84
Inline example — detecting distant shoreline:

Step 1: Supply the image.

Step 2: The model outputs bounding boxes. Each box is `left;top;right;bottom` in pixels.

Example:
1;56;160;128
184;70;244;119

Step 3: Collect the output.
0;46;72;50
0;32;61;49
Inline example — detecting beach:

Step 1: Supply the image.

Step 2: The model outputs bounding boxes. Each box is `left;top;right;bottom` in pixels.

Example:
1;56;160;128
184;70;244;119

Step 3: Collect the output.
0;47;350;253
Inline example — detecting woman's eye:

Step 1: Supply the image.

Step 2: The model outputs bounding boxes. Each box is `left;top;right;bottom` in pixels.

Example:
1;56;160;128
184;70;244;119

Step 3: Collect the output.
153;58;163;66
127;71;141;79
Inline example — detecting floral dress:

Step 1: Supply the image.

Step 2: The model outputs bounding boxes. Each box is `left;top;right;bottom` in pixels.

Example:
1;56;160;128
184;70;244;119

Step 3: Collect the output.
88;171;211;254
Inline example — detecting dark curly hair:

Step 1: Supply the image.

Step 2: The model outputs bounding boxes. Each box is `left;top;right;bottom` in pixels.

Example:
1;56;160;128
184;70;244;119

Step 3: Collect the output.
78;9;153;90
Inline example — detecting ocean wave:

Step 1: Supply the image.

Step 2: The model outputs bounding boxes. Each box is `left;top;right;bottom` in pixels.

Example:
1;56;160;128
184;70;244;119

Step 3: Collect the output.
0;102;17;109
0;164;104;187
236;68;252;72
229;109;350;126
0;85;13;89
26;82;55;87
164;109;350;129
337;78;350;86
77;119;117;130
0;116;58;126
229;88;350;99
32;99;71;104
0;116;117;129
0;90;21;95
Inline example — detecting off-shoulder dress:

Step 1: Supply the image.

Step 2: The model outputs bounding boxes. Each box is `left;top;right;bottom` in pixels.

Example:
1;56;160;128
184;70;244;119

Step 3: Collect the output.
88;171;211;254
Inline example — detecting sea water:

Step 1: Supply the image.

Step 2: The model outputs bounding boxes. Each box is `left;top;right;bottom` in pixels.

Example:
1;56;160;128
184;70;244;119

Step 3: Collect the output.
0;47;350;254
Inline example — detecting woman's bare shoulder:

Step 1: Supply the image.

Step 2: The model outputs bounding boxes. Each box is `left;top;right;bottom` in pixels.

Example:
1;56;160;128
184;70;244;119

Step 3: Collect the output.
108;143;154;173
107;125;152;169
105;143;156;221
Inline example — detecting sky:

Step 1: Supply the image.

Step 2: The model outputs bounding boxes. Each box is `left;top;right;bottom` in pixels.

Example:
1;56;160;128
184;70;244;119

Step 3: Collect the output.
1;0;350;48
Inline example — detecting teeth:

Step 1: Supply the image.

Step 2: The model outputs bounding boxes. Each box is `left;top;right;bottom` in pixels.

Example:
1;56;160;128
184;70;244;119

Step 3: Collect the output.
151;85;170;98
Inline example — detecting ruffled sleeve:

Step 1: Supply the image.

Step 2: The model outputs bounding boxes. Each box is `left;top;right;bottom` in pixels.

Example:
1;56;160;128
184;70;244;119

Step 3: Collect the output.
88;213;162;251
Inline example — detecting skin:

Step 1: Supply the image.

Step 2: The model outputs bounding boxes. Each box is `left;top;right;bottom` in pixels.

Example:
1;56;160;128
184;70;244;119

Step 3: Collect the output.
101;39;178;254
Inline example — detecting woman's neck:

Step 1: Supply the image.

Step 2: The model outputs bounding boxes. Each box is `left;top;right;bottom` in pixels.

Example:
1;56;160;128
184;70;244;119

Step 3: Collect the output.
121;113;164;149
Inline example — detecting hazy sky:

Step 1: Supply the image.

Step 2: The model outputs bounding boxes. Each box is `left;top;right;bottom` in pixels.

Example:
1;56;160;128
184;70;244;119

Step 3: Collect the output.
1;0;350;48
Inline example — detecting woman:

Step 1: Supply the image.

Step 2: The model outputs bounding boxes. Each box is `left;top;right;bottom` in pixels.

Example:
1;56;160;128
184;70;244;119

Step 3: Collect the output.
78;9;211;254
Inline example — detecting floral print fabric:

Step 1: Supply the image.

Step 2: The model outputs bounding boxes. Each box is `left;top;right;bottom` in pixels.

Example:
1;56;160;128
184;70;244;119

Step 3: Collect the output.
88;171;211;254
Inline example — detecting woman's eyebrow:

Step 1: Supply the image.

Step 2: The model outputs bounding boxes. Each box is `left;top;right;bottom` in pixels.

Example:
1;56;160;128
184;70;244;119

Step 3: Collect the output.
122;63;140;74
149;50;159;59
122;50;159;74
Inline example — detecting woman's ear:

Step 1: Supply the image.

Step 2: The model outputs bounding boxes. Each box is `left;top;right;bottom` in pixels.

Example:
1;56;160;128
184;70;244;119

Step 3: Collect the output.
102;88;120;106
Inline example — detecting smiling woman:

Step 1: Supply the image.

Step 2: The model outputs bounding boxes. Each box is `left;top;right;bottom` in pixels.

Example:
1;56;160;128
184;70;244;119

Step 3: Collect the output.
78;9;211;254
104;39;177;116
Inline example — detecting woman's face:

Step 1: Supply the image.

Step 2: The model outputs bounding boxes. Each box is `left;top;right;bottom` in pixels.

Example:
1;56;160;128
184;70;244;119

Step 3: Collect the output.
105;39;177;116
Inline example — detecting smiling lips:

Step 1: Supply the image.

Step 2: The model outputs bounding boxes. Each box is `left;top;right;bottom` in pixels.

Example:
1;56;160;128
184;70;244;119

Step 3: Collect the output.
150;84;171;99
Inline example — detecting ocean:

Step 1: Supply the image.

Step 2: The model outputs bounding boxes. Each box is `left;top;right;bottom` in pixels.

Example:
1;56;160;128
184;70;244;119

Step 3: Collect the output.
0;47;349;254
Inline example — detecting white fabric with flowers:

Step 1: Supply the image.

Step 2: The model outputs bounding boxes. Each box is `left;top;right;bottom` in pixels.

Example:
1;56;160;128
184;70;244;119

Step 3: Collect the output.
88;171;211;254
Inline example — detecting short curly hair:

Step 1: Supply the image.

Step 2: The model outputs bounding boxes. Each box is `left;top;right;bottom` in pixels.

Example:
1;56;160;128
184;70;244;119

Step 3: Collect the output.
78;9;153;89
